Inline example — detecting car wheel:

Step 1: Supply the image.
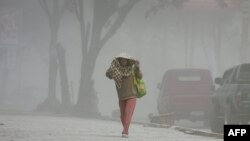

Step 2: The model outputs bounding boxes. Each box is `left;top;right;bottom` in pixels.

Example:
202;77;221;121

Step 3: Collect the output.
209;104;224;133
157;96;171;114
203;110;211;128
225;105;238;125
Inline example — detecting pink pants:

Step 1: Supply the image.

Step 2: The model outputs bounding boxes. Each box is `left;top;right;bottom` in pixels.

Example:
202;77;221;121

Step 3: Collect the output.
119;98;136;135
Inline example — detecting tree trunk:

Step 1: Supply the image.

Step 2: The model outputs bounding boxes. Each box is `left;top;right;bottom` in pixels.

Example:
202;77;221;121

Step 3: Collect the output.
241;16;249;63
0;49;8;105
37;28;60;111
185;20;190;68
189;21;195;67
201;22;219;78
73;10;103;117
37;0;71;112
56;44;72;111
74;54;100;117
213;21;222;73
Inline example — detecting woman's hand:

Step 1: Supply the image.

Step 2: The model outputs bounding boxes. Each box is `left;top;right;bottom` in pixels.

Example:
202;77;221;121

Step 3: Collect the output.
134;60;140;67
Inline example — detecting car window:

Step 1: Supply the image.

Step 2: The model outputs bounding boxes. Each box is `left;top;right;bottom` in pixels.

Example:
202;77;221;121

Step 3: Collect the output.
178;75;201;81
223;68;234;84
228;67;237;84
159;73;168;94
237;64;250;83
176;71;203;84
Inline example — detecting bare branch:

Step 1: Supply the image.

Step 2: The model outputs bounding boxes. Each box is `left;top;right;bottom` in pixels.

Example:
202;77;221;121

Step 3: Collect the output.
78;0;85;26
53;0;59;19
92;0;119;28
85;22;91;49
100;0;139;47
74;0;81;21
38;0;51;19
77;0;88;53
58;0;70;19
105;0;119;19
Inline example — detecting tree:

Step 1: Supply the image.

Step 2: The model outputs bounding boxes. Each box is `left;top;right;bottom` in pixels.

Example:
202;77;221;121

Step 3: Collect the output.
0;49;8;105
145;0;188;18
55;43;72;112
145;0;241;77
37;0;71;112
239;0;250;63
70;0;140;116
0;0;22;106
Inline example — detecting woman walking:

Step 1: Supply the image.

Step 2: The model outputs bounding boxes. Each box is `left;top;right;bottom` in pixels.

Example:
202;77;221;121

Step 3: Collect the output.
106;53;142;138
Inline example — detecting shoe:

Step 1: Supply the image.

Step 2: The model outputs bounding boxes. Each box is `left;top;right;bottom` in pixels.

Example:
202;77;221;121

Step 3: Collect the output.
122;134;129;138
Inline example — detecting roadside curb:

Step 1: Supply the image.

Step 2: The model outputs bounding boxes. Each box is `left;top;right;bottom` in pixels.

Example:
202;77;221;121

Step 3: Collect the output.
173;125;223;139
141;122;223;139
103;117;223;139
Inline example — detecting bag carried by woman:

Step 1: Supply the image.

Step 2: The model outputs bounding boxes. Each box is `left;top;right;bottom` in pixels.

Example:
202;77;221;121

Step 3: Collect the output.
132;66;146;98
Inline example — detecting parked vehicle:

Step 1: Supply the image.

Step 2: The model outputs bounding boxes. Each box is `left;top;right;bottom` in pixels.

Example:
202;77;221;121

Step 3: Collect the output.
150;69;213;126
210;63;250;133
